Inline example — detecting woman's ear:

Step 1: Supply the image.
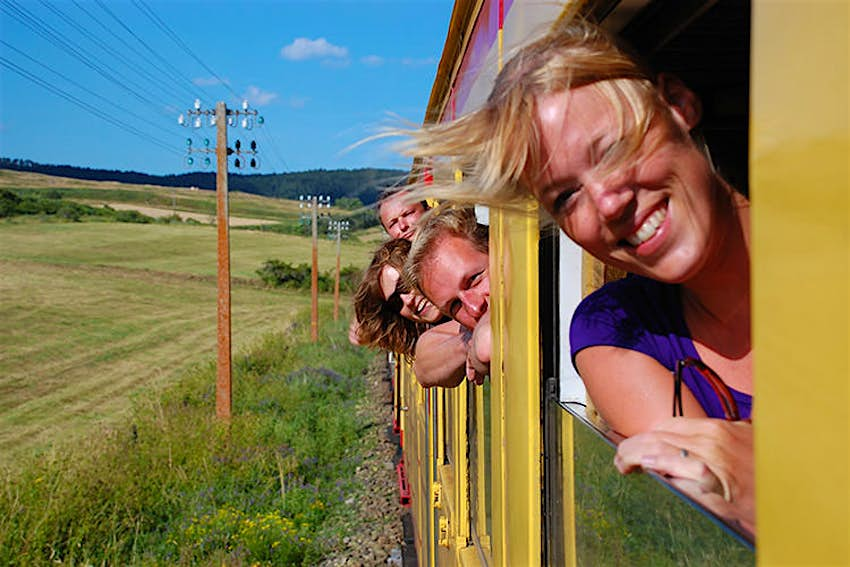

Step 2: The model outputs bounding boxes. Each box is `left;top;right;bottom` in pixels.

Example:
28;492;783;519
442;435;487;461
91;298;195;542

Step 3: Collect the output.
657;72;702;130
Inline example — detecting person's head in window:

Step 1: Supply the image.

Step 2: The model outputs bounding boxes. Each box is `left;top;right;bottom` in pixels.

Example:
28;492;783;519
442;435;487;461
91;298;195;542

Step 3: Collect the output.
407;207;489;330
354;239;442;356
396;20;737;285
378;189;429;240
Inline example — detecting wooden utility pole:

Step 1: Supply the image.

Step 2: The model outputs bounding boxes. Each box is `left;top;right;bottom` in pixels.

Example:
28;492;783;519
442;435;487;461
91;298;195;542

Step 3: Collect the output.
333;225;341;321
330;220;349;321
311;196;319;342
215;101;232;419
180;98;262;421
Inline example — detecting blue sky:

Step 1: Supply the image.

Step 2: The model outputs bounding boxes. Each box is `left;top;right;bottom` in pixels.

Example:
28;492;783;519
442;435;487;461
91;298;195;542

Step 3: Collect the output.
0;0;453;175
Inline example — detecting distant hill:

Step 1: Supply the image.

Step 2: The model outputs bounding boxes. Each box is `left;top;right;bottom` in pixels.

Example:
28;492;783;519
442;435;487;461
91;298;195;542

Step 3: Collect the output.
0;158;407;206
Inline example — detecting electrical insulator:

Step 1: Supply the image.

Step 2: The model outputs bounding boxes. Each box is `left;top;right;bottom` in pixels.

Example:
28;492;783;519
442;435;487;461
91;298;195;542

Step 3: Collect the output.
250;140;257;151
235;140;241;150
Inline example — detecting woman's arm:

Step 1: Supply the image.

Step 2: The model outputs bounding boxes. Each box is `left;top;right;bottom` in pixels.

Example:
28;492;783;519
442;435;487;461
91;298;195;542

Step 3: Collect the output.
576;346;707;436
413;320;468;388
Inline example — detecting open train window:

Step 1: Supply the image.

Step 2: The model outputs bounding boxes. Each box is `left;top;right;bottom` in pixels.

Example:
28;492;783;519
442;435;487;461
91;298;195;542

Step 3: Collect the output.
550;0;750;426
543;0;755;558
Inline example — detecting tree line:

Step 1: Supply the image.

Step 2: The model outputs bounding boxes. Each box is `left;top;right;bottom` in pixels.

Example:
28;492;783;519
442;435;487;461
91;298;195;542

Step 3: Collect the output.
0;158;405;206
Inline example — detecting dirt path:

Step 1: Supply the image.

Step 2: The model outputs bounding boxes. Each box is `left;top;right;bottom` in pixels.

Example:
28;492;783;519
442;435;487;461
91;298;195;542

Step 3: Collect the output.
97;203;279;227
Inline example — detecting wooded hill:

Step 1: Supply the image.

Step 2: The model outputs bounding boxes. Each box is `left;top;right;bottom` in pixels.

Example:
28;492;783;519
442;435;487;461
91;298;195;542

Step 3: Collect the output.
0;158;406;206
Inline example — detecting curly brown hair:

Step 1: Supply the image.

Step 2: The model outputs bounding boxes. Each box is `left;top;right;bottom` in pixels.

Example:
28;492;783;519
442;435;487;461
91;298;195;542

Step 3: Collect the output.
353;239;428;357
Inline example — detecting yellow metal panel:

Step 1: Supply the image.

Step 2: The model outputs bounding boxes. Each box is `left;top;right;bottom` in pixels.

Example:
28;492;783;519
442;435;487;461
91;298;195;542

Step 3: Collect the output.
560;410;577;566
489;206;508;565
491;205;542;565
751;2;849;565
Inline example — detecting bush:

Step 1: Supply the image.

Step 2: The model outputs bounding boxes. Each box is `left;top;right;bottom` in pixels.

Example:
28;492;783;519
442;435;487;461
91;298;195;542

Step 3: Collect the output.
0;189;22;218
257;260;362;293
115;209;153;223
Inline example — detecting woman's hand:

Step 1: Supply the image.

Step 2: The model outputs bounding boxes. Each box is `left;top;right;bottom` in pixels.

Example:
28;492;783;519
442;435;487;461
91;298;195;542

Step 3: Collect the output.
614;417;755;535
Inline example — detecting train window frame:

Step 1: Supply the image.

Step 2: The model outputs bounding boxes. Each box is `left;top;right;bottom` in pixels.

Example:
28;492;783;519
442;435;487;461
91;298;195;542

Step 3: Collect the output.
542;0;756;558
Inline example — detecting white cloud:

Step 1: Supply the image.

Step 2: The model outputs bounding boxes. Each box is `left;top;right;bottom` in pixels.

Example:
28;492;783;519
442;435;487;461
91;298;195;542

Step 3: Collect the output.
280;38;348;61
193;77;229;87
288;96;309;109
243;86;278;107
360;55;384;67
400;57;438;67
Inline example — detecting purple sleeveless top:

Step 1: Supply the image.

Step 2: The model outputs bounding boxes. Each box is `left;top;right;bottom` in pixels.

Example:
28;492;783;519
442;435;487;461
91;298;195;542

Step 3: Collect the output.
569;275;752;420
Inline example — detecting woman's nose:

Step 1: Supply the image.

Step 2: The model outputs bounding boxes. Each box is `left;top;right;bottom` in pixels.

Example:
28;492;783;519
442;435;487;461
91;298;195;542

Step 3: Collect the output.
586;170;635;221
402;293;417;309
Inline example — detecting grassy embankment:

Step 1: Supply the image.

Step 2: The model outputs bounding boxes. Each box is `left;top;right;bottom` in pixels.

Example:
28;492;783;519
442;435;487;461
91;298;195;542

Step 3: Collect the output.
0;315;378;565
0;172;389;563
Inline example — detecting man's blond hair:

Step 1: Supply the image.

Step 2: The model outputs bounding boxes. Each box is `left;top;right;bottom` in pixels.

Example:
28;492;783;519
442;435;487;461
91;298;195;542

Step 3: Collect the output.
406;206;488;294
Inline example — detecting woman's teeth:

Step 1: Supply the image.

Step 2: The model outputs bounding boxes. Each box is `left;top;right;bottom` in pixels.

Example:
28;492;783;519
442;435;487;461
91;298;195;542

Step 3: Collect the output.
627;207;666;246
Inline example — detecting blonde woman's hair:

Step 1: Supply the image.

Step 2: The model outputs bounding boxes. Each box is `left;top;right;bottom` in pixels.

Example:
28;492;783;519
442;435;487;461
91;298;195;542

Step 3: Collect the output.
406;206;488;294
396;19;659;207
353;239;427;357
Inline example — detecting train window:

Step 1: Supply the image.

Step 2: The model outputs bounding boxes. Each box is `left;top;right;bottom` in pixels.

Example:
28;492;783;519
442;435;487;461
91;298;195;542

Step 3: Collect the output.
571;419;754;565
468;381;493;563
542;0;756;560
443;388;453;465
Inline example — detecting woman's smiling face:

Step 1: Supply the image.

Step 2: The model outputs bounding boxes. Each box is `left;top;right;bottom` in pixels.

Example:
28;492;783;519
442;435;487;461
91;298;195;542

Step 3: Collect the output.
379;265;442;324
532;81;722;284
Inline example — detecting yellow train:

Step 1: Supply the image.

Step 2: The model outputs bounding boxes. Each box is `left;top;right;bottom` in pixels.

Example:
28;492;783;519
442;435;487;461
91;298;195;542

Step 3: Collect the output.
392;0;849;565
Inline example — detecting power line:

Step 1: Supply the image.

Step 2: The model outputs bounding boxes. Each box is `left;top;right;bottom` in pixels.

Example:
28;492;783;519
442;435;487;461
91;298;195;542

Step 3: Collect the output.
0;56;181;156
133;0;241;101
53;0;200;103
0;0;169;114
91;0;213;104
0;39;178;140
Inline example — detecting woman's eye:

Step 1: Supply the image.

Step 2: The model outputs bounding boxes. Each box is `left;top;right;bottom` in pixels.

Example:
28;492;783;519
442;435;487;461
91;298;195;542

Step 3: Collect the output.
552;187;579;212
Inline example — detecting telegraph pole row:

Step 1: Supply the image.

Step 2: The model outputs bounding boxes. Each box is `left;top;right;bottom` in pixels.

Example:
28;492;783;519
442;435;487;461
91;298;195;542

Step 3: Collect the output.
179;99;263;420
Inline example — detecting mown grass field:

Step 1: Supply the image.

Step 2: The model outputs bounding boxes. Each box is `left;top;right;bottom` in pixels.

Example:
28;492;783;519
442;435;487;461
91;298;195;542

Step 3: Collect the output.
0;218;376;279
0;177;380;462
0;168;304;223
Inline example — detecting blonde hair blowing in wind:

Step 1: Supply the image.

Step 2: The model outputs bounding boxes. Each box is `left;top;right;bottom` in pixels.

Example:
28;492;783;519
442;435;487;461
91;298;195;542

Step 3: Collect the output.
395;19;660;208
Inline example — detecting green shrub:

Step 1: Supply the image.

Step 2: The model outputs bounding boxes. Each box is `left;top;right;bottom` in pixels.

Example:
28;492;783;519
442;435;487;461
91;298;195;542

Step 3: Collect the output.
115;209;153;223
257;260;362;293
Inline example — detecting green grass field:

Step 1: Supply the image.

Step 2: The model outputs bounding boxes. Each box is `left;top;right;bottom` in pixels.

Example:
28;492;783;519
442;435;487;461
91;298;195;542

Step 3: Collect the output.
0;168;306;222
0;218;375;278
0;176;380;462
0;171;389;564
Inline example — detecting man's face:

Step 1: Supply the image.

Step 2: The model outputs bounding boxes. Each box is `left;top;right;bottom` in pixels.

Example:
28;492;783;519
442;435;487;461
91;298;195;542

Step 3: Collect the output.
420;235;489;329
379;194;427;240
